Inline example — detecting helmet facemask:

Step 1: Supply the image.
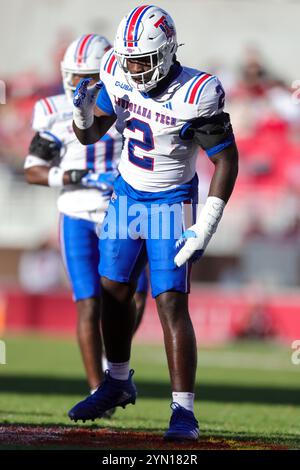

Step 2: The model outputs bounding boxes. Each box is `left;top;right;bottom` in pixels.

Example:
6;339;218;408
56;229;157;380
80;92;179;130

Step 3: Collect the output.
115;40;177;93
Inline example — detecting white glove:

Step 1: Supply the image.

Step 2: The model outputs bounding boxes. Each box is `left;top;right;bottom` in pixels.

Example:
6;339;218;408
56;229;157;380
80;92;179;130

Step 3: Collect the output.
73;78;103;130
174;196;226;267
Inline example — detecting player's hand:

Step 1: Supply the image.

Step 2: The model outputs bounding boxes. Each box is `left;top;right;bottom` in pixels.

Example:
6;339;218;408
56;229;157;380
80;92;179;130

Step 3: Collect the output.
174;196;226;267
73;78;103;129
174;224;207;267
73;78;102;108
64;169;89;184
81;170;118;195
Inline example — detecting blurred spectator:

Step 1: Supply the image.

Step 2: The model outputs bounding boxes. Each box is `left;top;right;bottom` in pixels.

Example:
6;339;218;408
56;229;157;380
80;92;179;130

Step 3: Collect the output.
238;46;274;96
18;239;63;293
0;30;70;171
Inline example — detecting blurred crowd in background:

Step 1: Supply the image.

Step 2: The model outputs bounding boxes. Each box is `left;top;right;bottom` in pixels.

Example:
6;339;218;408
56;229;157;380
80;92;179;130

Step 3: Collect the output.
1;34;300;294
2;40;300;191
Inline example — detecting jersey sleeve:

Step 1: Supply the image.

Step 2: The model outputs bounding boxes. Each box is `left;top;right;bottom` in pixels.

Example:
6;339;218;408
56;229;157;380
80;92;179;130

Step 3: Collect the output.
196;76;226;118
96;84;114;115
31;99;55;131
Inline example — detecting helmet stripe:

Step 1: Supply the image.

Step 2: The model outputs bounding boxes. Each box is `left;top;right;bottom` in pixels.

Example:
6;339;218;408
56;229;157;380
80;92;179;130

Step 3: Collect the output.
126;5;150;47
133;5;152;43
74;35;89;62
74;36;84;62
76;34;94;64
83;34;97;62
127;6;145;46
123;7;139;46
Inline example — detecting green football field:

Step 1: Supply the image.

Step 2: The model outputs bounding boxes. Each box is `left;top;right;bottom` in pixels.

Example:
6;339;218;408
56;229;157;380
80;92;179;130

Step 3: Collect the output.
0;334;300;450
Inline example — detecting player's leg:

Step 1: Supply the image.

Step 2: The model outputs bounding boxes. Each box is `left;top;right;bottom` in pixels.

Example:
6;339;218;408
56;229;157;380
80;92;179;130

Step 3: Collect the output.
155;291;197;392
68;193;146;421
146;199;199;440
76;297;103;391
133;267;149;333
100;277;137;363
147;244;197;395
99;191;147;363
60;214;103;391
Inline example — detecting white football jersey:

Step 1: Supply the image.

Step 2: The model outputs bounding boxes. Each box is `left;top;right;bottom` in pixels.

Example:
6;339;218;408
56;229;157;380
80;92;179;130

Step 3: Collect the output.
24;93;122;222
97;50;225;192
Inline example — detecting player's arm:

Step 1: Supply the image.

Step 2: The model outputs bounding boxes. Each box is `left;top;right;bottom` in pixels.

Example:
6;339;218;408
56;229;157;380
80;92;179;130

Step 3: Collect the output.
72;78;116;145
24;132;88;187
73;107;116;145
206;139;238;203
175;110;238;267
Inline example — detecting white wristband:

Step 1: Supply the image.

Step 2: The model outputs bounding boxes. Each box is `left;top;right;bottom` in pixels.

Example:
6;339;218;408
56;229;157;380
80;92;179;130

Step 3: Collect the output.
73;106;94;130
48;166;64;187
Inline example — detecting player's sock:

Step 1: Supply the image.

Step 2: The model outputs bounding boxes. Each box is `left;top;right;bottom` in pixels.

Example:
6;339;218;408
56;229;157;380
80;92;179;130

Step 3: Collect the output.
90;387;98;395
107;360;130;380
172;392;195;413
102;355;108;372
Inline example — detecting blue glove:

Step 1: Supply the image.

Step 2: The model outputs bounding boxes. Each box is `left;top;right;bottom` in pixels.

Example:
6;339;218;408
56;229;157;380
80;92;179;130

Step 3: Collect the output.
73;78;103;108
81;170;118;196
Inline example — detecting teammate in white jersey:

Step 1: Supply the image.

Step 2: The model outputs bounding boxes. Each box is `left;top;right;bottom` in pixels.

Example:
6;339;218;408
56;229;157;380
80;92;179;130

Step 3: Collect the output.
68;6;238;440
24;34;148;403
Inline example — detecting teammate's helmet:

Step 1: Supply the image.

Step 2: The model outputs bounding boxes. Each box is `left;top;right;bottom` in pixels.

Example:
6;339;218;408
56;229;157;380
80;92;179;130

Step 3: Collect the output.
61;34;111;101
114;5;178;93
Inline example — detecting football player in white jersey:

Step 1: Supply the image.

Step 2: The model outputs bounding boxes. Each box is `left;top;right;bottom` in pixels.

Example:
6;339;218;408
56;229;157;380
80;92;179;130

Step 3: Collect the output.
68;6;238;440
24;34;149;409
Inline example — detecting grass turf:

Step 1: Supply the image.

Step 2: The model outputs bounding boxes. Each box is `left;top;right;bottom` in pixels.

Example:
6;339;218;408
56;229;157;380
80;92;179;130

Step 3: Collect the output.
0;334;299;449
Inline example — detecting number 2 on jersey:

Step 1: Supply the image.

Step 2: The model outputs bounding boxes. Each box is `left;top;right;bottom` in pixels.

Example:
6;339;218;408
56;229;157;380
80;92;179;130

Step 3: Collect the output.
127;118;154;170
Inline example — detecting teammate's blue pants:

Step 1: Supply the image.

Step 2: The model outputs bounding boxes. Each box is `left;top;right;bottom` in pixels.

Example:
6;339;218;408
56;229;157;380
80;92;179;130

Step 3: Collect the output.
60;214;148;301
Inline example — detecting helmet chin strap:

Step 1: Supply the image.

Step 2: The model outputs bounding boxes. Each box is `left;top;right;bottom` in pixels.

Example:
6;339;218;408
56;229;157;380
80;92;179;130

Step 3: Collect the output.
121;55;167;93
127;67;160;92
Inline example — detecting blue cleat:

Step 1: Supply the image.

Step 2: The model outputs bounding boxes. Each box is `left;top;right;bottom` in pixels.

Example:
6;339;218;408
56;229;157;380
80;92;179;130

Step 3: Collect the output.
164;402;200;441
68;369;137;422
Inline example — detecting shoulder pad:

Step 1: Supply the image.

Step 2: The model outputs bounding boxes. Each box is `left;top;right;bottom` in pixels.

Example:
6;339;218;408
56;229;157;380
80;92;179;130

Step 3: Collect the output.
196;76;225;118
184;73;225;118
